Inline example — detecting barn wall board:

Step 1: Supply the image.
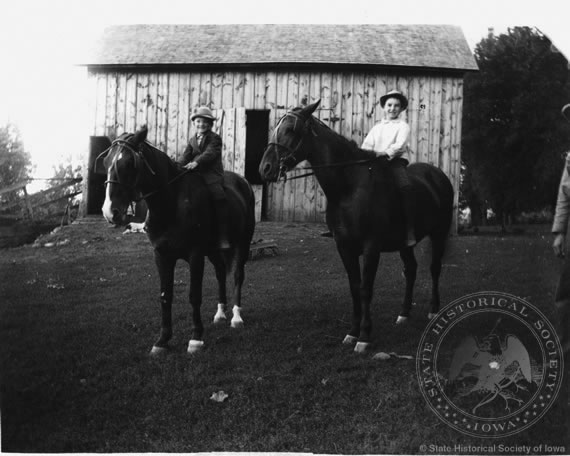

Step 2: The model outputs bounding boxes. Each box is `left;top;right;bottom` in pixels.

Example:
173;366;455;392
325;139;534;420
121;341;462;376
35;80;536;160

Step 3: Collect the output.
86;68;466;229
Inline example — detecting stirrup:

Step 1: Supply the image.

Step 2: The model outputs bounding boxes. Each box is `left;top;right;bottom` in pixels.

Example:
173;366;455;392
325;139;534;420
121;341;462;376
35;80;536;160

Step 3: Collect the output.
218;239;231;250
405;227;416;247
406;238;416;247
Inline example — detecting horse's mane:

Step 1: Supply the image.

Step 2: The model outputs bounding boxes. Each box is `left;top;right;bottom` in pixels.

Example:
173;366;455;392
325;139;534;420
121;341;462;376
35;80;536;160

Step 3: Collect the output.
136;137;182;176
114;131;177;169
306;113;379;162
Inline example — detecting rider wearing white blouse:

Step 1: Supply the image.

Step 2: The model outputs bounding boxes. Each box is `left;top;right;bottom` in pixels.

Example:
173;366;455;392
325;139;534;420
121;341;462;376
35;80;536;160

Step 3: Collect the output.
362;90;415;246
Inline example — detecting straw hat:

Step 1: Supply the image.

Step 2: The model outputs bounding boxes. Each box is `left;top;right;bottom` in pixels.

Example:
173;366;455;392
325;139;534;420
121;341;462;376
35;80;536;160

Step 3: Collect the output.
380;90;408;111
562;104;570;122
191;106;216;121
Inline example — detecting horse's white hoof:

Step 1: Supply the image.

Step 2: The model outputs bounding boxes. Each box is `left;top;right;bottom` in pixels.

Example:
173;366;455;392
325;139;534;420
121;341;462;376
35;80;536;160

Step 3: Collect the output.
231;305;244;328
213;314;227;324
213;303;227;324
342;335;358;345
395;315;409;325
187;339;205;354
427;312;438;320
150;345;168;355
354;342;370;353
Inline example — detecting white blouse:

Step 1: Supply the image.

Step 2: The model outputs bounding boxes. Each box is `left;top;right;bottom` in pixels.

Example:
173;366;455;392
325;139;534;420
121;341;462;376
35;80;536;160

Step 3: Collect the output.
361;118;411;161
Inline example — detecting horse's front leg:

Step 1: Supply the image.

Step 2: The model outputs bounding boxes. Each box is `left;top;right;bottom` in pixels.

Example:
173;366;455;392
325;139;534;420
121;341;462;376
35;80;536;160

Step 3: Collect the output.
355;246;380;353
336;242;362;346
396;247;417;324
187;252;206;354
150;252;176;355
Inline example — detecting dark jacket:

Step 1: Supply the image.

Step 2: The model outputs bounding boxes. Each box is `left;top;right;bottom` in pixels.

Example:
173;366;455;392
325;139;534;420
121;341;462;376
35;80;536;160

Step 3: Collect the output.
179;130;224;185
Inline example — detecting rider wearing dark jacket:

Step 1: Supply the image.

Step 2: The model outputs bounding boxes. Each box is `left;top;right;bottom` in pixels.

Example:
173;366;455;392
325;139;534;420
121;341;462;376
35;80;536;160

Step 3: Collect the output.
179;106;229;249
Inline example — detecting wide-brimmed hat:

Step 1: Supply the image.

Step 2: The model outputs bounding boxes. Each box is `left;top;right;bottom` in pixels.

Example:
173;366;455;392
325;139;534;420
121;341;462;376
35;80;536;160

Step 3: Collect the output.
380;90;408;111
191;106;216;121
562;104;570;122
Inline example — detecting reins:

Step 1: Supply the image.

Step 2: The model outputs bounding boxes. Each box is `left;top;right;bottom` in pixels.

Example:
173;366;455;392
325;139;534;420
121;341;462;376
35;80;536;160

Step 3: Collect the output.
103;138;189;202
281;158;378;182
268;111;377;182
138;167;193;201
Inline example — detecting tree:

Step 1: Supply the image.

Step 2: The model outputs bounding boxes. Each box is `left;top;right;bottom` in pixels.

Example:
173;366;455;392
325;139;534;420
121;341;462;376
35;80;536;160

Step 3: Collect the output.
49;158;83;210
462;27;570;229
0;123;32;205
29;157;83;221
0;123;31;187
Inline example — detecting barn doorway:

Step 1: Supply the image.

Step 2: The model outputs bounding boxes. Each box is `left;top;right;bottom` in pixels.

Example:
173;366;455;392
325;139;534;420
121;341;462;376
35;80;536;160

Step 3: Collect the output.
244;109;270;219
86;136;111;215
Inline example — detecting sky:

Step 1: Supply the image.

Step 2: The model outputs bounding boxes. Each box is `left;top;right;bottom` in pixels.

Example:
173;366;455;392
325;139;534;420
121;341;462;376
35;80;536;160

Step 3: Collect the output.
0;0;569;186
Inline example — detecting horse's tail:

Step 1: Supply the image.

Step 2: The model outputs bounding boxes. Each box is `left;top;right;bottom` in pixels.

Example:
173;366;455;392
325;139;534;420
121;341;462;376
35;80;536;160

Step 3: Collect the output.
438;169;455;237
428;166;455;265
223;171;256;240
243;178;256;230
409;162;454;239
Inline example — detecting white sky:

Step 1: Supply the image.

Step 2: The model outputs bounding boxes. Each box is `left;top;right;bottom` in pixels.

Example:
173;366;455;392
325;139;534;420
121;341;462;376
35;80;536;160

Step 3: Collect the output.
0;0;569;183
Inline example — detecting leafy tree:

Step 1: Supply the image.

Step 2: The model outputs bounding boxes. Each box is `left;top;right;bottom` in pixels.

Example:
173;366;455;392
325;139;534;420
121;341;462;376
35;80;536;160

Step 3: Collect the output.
50;158;83;210
30;157;83;221
0;123;31;188
462;26;570;229
51;158;82;187
0;123;32;206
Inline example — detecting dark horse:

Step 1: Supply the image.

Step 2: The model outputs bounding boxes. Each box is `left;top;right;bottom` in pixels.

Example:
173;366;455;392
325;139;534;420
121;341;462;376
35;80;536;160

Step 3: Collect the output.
259;100;454;352
100;126;255;354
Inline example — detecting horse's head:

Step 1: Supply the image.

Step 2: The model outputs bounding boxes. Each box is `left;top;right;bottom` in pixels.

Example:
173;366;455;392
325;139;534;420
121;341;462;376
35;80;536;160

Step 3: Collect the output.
100;126;149;225
259;100;321;182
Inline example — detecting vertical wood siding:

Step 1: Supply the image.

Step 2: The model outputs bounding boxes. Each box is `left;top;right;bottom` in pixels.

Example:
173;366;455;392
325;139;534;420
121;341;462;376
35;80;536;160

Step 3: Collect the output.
88;68;465;228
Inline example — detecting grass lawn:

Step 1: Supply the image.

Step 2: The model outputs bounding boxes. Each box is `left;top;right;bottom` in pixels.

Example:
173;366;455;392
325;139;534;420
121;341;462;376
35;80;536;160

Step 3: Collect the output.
0;219;568;453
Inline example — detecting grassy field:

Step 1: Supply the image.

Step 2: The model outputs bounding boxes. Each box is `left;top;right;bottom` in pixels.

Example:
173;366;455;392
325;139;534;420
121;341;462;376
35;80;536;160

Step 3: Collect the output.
0;219;568;453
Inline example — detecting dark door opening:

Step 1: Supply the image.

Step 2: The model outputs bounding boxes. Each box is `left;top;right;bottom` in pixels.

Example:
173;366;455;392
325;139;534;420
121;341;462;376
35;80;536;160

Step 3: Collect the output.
244;110;270;219
244;110;269;185
87;136;111;215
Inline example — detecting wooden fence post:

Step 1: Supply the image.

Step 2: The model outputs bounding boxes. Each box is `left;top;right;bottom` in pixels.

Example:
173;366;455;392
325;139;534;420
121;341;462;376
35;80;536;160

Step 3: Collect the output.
22;186;34;221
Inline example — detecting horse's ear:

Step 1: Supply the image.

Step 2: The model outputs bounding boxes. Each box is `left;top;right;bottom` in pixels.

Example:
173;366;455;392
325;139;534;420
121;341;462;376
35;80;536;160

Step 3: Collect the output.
302;99;321;117
132;125;149;145
94;148;111;175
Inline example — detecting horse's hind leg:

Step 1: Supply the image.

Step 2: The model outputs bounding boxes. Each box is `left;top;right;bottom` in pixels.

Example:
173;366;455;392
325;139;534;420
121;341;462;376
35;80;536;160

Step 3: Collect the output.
187;252;206;353
228;245;248;329
150;252;176;355
396;247;417;324
428;235;446;319
209;252;228;324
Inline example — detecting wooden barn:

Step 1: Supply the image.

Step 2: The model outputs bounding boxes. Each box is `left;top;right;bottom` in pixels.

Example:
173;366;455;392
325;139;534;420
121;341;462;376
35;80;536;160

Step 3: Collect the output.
80;24;478;229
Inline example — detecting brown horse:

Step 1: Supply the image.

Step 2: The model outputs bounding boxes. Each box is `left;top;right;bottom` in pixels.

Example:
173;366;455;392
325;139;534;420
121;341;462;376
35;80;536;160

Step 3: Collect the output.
100;126;255;354
259;100;454;352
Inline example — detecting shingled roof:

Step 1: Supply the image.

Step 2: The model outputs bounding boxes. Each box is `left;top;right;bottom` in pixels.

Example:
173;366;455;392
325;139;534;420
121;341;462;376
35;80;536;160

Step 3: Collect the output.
85;24;478;72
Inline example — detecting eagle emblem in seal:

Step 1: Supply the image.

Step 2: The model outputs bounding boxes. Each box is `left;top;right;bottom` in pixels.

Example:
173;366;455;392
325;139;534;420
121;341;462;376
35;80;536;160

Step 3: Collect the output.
448;319;537;414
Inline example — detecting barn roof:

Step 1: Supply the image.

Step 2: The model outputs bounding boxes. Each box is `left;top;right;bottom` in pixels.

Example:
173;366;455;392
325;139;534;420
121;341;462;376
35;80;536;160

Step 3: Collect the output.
84;24;478;72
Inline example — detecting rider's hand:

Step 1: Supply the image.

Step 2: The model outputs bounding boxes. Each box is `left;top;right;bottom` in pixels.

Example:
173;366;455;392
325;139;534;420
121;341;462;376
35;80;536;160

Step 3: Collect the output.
185;162;198;170
553;233;566;258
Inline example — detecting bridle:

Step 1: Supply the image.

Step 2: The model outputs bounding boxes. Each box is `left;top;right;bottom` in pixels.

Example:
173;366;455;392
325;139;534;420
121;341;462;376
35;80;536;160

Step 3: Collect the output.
102;137;196;203
103;139;151;201
266;110;377;182
265;111;313;180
